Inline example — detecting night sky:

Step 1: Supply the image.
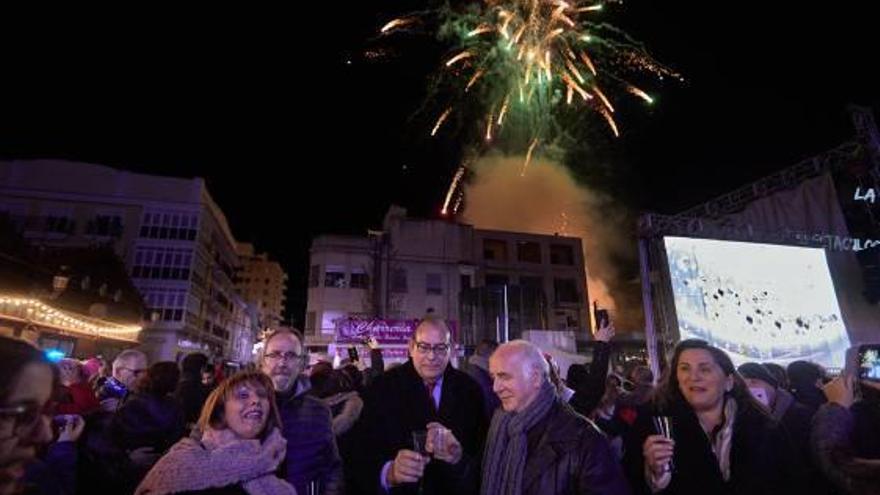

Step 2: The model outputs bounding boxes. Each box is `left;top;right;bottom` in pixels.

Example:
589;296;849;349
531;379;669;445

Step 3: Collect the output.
2;3;879;326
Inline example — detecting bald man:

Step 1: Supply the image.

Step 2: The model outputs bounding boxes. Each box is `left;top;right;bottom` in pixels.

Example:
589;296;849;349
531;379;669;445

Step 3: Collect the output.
352;317;487;495
482;340;630;495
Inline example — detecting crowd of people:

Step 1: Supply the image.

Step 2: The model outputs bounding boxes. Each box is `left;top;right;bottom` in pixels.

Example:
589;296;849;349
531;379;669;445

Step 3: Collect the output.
1;316;879;495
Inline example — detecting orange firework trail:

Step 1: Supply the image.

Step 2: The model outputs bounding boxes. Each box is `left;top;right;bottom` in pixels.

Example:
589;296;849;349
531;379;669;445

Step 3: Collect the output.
441;165;468;215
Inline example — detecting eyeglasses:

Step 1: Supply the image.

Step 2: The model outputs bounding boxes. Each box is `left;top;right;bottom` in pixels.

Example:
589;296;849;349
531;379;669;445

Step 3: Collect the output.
414;342;450;355
119;367;147;377
0;400;54;433
264;351;305;362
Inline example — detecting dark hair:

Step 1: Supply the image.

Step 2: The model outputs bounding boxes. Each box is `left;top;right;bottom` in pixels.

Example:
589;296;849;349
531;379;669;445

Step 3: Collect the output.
475;339;499;357
197;371;282;440
311;361;333;376
629;365;654;386
655;339;762;414
787;360;823;390
311;368;354;399
339;364;363;393
181;353;209;375
762;363;788;390
309;362;335;398
136;361;181;397
0;335;57;404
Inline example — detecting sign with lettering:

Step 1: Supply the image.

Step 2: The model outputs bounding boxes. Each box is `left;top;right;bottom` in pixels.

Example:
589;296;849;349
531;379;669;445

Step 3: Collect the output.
794;233;880;252
854;187;876;204
334;318;459;345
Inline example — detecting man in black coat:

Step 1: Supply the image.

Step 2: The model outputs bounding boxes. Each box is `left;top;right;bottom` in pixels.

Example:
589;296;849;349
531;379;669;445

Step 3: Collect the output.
174;352;211;425
353;317;488;495
567;320;615;417
482;340;630;495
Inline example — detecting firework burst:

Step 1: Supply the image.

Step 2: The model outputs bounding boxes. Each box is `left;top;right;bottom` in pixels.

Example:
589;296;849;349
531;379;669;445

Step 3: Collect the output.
381;0;679;150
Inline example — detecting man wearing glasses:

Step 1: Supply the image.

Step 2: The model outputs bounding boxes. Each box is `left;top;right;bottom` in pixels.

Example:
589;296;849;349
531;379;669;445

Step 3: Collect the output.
260;328;343;495
82;348;151;492
96;349;148;412
353;316;487;495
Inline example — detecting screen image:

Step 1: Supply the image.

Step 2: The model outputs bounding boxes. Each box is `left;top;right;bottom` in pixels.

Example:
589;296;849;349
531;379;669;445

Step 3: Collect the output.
664;237;850;369
859;347;880;381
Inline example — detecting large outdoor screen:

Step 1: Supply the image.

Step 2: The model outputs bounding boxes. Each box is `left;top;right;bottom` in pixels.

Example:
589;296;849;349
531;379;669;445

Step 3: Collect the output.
663;237;850;369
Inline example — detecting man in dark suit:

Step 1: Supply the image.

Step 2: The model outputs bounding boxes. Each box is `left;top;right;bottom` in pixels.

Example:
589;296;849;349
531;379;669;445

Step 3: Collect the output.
353;316;488;495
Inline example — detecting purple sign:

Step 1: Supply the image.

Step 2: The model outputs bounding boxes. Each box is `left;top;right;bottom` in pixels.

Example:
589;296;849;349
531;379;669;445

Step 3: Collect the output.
373;347;411;361
335;318;458;345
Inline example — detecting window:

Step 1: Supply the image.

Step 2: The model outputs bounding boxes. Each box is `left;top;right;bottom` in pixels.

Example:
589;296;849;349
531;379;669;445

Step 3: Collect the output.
517;241;542;263
142;289;187;322
485;274;509;287
131;247;193;280
140;210;198;240
351;268;369;289
0;204;28;233
87;215;123;238
305;311;317;335
554;278;579;303
324;265;346;288
426;273;443;295
550;244;575;265
45;215;75;235
308;265;320;288
483;239;508;261
391;269;408;293
520;276;543;290
321;311;345;334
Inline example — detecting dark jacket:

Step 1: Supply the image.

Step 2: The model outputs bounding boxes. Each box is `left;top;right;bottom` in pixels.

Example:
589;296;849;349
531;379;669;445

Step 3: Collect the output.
352;360;488;495
519;399;631;495
79;392;184;494
277;376;344;495
623;398;802;495
80;410;134;494
175;486;248;495
812;402;880;495
792;384;828;413
771;389;832;495
850;397;880;460
772;389;814;446
610;383;656;443
23;441;78;495
174;373;212;425
364;348;385;389
569;341;611;418
111;392;187;453
463;354;501;418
